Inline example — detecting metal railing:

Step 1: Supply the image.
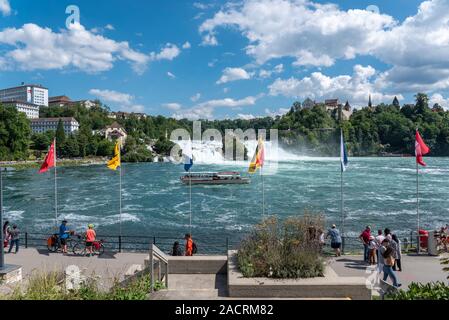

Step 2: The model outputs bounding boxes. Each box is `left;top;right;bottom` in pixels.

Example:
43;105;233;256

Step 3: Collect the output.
15;230;436;256
149;244;168;292
17;232;243;255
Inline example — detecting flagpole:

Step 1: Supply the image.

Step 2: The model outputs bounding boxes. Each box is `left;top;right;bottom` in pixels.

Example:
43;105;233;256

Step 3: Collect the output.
261;166;265;216
189;169;192;235
119;149;122;240
54;138;58;228
416;160;419;253
341;167;344;237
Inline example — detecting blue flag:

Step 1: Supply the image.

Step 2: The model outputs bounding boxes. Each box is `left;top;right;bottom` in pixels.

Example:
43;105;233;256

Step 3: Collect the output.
183;140;193;172
340;130;348;172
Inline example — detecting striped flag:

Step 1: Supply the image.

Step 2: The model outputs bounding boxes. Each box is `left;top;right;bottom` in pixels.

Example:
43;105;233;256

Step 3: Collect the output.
183;140;193;172
340;130;348;172
248;137;265;174
415;130;430;167
38;139;56;174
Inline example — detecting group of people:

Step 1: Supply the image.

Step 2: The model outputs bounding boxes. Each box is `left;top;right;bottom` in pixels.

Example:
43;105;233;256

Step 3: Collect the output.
359;226;402;287
320;224;403;288
59;220;97;256
172;233;197;256
2;221;20;254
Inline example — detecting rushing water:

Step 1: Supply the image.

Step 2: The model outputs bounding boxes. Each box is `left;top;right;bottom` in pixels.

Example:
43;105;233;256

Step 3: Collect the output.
2;157;449;242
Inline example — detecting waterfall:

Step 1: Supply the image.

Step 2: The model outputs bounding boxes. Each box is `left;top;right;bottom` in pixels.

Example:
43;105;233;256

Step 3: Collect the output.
173;139;304;164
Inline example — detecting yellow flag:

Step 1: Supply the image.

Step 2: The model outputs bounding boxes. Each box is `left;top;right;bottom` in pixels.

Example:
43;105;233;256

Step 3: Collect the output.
107;142;121;170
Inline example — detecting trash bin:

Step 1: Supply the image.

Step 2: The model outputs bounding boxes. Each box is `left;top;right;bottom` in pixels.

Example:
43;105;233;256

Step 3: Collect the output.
419;229;429;249
428;231;439;256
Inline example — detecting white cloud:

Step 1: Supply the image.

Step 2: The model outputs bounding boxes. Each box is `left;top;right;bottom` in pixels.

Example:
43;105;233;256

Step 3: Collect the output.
259;63;284;78
105;24;115;31
269;65;403;107
199;0;449;93
0;0;11;16
89;89;134;104
201;33;218;46
190;93;201;102
223;88;229;93
199;0;395;66
430;93;449;109
237;113;256;120
265;107;290;118
0;23;149;74
172;96;259;120
150;43;181;61
89;88;146;112
129;105;145;113
193;2;215;10
163;103;182;111
167;71;176;79
217;67;251;84
182;41;191;49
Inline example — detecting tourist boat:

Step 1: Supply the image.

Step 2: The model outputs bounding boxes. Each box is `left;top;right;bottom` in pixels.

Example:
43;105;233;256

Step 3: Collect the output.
180;172;250;185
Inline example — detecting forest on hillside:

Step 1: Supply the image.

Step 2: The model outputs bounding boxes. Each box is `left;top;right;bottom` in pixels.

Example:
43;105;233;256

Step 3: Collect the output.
1;93;448;161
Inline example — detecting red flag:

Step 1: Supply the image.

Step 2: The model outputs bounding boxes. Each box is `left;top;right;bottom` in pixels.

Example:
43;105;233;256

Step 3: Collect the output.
415;130;430;167
39;140;56;173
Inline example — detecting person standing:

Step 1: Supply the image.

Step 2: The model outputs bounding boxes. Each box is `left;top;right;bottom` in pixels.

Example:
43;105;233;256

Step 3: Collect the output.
391;234;402;272
8;224;20;254
368;236;377;265
327;224;342;257
59;220;71;254
3;220;11;250
359;226;371;262
375;230;385;263
185;233;193;257
172;241;183;256
378;238;389;273
85;224;96;257
382;246;402;288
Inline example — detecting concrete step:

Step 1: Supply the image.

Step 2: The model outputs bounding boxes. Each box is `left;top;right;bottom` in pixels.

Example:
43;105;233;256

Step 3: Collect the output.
150;289;221;300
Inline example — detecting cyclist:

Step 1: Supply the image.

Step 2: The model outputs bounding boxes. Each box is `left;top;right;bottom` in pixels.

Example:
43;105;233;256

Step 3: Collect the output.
59;220;71;254
85;224;96;257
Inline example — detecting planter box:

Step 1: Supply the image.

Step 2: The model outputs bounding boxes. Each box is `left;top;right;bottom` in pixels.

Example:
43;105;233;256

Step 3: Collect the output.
228;251;371;300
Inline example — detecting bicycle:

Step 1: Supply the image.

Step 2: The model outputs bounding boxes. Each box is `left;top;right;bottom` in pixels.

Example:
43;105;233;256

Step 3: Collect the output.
73;239;105;256
47;231;79;253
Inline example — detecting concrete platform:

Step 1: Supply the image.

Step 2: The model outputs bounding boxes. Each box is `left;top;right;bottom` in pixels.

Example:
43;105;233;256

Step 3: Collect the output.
0;264;22;284
227;251;372;300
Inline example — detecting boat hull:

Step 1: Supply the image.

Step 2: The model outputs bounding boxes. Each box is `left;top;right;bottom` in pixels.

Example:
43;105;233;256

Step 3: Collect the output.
181;179;250;185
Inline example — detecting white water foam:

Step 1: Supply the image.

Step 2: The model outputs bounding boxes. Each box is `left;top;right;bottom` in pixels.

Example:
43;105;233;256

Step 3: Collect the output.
173;140;316;165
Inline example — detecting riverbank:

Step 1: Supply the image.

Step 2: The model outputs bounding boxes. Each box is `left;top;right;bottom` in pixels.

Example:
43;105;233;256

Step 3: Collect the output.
0;157;109;170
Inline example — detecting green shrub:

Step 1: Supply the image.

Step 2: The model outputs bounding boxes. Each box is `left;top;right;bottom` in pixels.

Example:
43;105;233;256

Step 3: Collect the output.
1;271;159;300
389;282;449;300
237;214;325;279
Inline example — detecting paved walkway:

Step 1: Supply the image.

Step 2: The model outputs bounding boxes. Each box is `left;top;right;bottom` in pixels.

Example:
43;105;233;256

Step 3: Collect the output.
1;248;148;292
329;254;449;288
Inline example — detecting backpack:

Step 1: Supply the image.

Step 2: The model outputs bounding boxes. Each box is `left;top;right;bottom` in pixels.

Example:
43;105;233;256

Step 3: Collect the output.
192;241;198;254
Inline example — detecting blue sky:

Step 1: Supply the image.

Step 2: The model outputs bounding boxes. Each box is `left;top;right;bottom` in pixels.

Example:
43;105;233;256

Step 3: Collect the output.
1;0;448;119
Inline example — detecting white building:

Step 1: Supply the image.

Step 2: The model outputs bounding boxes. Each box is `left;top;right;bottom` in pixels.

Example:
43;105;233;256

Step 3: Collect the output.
3;101;40;119
104;122;127;145
31;117;79;135
0;84;49;106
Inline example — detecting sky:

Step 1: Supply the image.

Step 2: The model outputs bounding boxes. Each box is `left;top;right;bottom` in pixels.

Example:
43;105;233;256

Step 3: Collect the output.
1;0;449;120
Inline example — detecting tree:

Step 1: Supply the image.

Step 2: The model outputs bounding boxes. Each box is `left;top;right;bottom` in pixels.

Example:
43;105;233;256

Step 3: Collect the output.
0;104;31;160
414;93;429;115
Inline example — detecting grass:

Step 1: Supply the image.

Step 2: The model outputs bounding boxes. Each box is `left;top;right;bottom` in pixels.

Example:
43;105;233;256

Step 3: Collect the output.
237;214;325;279
1;270;163;300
